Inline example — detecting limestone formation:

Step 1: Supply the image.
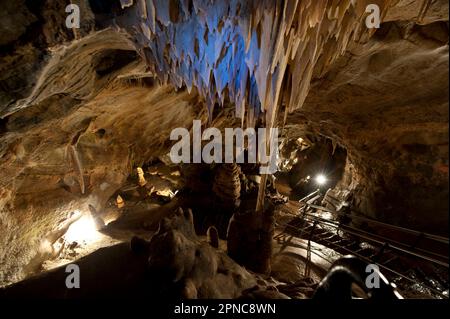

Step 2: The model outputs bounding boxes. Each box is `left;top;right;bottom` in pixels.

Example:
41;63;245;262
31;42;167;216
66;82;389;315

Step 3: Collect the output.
116;195;125;208
114;0;404;128
227;202;275;275
0;0;447;297
206;225;220;249
136;167;147;186
145;207;258;298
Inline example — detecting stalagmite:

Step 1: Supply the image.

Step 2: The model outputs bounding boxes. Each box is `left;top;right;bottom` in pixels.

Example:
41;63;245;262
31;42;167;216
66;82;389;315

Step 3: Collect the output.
212;164;241;207
206;226;219;249
116;195;125;208
137;167;147;186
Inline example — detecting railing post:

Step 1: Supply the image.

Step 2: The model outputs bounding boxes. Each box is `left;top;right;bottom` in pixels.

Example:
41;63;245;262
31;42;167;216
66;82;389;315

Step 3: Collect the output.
305;221;318;277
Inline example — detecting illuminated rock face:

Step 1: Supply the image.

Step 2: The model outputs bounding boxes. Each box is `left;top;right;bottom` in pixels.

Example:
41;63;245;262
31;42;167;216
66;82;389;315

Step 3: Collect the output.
1;208;264;298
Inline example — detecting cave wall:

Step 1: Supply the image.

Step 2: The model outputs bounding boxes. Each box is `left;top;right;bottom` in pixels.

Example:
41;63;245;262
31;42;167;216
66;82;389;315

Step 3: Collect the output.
285;20;448;234
0;23;205;285
0;79;202;285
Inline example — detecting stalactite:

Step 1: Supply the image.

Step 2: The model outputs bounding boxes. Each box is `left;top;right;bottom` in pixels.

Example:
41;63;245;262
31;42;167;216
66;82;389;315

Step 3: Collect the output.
67;145;85;194
116;0;394;125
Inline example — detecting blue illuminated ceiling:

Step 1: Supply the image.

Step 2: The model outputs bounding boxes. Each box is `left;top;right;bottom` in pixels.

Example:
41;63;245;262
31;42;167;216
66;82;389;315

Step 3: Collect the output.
114;0;392;126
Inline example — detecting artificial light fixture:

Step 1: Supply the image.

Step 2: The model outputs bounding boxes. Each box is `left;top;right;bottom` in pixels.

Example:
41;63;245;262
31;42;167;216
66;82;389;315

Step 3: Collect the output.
315;174;327;186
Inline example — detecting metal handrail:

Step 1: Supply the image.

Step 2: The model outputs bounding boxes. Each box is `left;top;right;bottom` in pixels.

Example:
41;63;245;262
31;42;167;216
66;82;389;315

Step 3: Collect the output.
278;219;449;299
279;190;449;298
305;202;448;244
303;213;449;267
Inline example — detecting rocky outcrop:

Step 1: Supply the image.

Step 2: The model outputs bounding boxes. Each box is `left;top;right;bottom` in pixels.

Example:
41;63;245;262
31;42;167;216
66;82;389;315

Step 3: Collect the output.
143;207;259;298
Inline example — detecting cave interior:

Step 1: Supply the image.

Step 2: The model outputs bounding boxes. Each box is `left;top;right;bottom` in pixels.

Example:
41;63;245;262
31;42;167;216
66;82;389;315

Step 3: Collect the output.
0;0;448;300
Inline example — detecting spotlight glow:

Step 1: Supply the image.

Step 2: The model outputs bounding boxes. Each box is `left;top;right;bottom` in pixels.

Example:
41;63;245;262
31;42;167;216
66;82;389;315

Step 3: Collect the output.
315;174;327;185
64;212;99;243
